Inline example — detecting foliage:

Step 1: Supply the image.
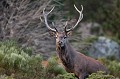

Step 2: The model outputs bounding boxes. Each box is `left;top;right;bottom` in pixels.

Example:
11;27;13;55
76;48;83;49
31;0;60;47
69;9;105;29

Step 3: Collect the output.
100;0;120;40
0;74;14;79
55;73;77;79
98;58;120;78
87;71;116;79
0;40;38;71
46;56;67;75
0;40;45;79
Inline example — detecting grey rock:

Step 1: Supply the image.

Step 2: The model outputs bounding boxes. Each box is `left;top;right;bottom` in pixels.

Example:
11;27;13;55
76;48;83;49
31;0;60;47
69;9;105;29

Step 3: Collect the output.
89;36;120;60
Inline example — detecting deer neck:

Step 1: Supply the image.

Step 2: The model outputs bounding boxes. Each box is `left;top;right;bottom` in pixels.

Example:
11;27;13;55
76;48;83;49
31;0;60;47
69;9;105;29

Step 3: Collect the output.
56;40;75;70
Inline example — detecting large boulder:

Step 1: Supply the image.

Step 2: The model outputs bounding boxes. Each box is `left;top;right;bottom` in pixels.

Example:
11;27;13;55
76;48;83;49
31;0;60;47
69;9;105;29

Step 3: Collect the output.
89;36;120;60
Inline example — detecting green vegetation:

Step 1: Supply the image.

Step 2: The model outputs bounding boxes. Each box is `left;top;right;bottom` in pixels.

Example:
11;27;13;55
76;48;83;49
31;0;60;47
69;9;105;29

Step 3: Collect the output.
87;71;116;79
0;74;14;79
99;58;120;78
55;73;77;79
0;40;44;79
0;40;35;71
46;56;67;75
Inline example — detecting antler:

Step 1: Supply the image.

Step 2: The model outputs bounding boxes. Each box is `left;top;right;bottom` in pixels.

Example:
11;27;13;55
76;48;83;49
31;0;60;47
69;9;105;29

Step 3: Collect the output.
65;5;83;33
43;6;57;32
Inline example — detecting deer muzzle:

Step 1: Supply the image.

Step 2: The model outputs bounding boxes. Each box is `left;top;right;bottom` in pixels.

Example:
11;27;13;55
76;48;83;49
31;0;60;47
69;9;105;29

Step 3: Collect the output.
58;41;65;47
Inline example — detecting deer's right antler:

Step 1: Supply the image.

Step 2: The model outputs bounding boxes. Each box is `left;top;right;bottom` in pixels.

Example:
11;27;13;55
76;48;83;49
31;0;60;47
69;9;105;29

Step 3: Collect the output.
65;5;83;33
43;7;58;32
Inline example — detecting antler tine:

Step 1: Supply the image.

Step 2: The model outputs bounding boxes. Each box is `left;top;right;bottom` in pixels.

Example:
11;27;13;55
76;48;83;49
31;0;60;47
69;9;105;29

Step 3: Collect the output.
64;21;68;33
52;22;58;32
52;22;55;26
47;6;55;15
43;6;57;32
65;21;68;27
66;5;83;32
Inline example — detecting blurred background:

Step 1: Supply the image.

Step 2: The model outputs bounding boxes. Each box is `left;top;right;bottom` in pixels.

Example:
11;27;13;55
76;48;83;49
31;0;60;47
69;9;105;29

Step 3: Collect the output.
0;0;120;79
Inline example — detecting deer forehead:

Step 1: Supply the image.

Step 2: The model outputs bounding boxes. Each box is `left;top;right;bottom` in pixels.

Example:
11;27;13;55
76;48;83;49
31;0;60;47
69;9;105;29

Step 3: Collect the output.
56;32;66;37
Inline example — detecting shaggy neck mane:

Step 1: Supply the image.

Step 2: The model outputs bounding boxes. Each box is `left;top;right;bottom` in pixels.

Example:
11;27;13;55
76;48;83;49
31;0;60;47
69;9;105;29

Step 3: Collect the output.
56;40;75;70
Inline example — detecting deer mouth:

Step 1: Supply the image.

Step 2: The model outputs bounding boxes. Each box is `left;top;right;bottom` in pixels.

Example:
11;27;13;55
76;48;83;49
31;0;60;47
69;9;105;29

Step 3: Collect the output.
58;43;65;48
60;44;65;48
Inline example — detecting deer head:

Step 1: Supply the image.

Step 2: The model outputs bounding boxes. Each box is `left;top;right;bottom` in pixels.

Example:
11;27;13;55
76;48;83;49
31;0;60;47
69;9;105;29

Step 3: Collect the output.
43;5;83;47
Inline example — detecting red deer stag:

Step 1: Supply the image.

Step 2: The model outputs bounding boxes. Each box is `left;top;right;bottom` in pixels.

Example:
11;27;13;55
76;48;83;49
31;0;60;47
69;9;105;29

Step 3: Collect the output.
43;5;108;79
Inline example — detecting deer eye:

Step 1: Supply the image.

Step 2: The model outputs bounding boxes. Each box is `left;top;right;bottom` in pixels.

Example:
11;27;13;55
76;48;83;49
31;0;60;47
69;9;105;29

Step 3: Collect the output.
55;35;58;38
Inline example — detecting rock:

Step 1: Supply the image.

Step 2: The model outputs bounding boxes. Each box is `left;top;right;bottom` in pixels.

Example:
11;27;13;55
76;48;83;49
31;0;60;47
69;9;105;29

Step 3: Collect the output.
88;36;120;60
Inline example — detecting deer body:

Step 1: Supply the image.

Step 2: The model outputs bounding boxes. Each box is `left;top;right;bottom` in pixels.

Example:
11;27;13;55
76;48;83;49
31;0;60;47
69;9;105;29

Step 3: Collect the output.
56;34;108;79
43;5;108;79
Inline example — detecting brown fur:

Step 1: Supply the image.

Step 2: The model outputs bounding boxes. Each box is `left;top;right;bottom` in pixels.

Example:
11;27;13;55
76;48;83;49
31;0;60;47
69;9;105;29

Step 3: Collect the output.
56;33;108;79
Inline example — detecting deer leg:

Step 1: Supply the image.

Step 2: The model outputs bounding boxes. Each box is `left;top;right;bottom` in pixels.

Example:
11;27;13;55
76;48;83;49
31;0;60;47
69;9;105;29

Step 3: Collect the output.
75;74;79;79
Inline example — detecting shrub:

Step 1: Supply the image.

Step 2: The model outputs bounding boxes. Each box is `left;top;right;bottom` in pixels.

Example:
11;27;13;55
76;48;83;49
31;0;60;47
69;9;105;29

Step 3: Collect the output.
55;73;77;79
46;56;67;75
0;74;14;79
98;58;120;78
0;40;37;71
87;71;116;79
0;40;44;79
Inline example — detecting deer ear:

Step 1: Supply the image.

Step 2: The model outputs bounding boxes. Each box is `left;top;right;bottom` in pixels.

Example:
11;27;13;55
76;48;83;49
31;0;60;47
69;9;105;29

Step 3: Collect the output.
49;31;56;37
